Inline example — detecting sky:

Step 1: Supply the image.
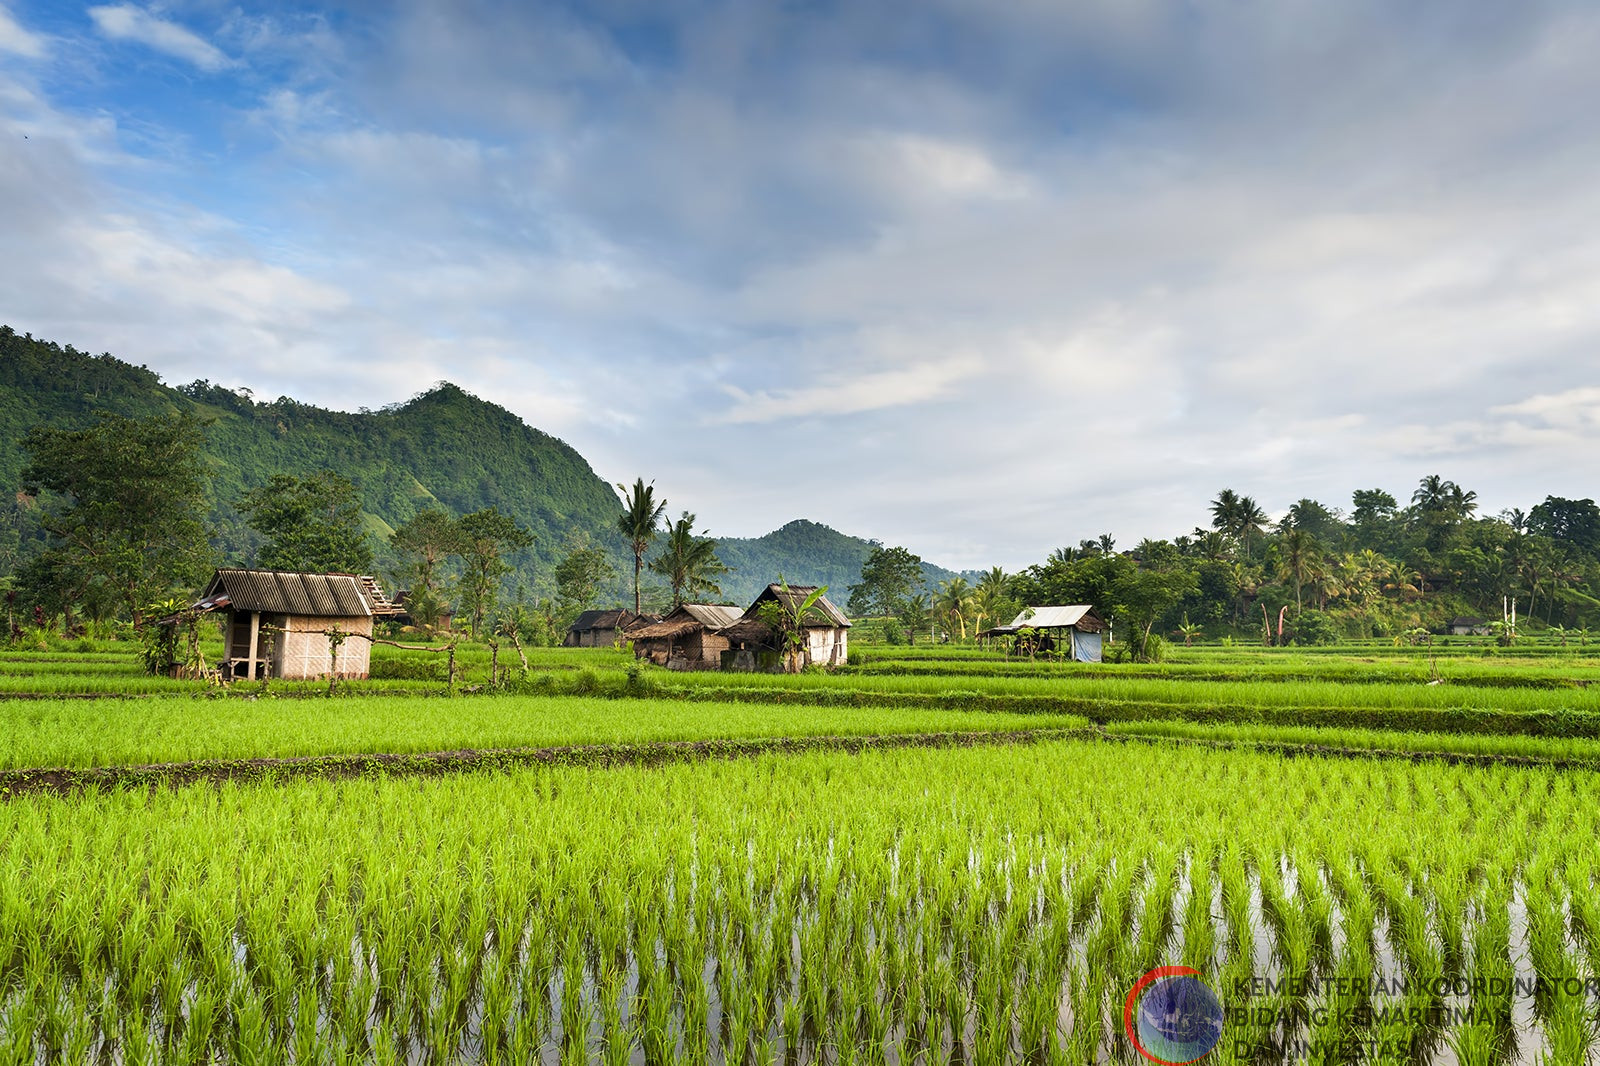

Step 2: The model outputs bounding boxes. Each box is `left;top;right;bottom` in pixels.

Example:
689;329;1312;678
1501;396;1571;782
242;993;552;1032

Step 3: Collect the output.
2;1;1599;569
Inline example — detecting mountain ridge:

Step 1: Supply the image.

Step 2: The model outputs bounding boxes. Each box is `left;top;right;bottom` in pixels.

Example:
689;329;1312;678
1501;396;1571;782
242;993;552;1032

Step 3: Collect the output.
0;326;967;612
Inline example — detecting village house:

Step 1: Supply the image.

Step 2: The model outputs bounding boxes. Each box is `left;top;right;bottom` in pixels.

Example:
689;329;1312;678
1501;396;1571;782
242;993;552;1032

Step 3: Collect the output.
627;604;744;669
719;584;852;671
188;569;401;680
563;609;653;648
980;605;1106;662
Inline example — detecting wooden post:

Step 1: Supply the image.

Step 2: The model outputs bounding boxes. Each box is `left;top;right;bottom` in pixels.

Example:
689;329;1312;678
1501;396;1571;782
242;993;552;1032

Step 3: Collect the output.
246;611;261;680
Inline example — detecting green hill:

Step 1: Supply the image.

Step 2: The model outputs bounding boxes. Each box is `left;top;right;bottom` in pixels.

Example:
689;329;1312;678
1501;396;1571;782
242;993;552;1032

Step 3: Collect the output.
716;519;970;605
0;325;626;598
1;325;974;613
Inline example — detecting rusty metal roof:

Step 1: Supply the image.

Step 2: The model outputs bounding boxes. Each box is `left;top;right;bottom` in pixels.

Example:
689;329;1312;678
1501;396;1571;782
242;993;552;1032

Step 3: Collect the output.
199;569;379;617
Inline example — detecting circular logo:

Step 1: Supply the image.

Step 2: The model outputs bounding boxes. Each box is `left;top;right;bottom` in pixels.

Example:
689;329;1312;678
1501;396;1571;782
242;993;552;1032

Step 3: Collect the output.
1123;966;1224;1065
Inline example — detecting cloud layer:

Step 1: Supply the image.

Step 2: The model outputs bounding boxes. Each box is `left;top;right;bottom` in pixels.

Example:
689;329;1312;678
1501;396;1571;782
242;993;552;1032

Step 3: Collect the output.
3;1;1600;567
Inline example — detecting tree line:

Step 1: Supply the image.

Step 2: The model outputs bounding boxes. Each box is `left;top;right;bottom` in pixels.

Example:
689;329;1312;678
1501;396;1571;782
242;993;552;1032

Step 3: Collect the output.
4;410;739;645
869;478;1600;659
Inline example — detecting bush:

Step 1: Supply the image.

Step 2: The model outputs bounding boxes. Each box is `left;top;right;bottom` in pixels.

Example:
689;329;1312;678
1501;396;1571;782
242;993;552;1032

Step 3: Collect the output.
1291;610;1340;646
369;658;445;681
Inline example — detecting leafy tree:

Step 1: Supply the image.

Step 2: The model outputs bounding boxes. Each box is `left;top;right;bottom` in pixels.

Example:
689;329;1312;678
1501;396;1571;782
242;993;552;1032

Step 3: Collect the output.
389;508;461;629
1279;498;1344;544
554;535;617;619
20;412;212;624
1111;566;1198;662
238;471;373;574
1529;496;1600;560
616;478;667;615
847;544;924;617
649;511;729;608
454;508;533;635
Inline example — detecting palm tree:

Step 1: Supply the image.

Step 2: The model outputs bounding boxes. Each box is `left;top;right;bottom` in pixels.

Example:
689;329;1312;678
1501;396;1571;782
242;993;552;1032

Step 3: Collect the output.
1278;528;1316;613
972;567;1012;635
935;578;972;641
1238;497;1268;562
616;478;668;614
1210;489;1242;538
648;511;729;608
898;594;930;645
1097;533;1117;555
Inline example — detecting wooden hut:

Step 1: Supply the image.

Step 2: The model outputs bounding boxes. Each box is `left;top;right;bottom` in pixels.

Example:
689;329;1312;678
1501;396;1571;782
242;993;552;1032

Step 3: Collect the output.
188;569;401;680
627;604;743;669
564;609;652;648
719;584;852;671
980;605;1105;662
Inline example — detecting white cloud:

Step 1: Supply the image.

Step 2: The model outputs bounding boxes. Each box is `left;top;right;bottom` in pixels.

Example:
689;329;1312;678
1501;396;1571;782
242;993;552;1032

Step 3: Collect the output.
88;5;230;71
0;5;45;58
713;357;980;424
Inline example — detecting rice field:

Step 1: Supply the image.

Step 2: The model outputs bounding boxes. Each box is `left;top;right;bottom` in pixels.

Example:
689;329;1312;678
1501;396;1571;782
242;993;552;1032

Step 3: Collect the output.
4;742;1599;1064
4;637;1599;1063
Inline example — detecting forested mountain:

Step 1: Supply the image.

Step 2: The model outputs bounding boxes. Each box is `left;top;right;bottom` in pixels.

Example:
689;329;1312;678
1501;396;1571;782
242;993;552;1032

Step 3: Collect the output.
715;519;970;605
0;326;963;615
0;326;626;597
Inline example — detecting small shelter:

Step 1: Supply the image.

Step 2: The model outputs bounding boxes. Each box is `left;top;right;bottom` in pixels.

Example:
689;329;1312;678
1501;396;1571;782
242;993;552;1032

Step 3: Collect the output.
719;584;852;671
188;569;401;680
1447;616;1491;637
564;609;652;648
980;605;1106;662
391;590;454;632
628;604;744;669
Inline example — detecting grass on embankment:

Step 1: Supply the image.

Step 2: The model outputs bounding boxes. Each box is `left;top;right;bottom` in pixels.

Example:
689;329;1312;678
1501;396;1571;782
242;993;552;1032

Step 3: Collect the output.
0;694;1092;770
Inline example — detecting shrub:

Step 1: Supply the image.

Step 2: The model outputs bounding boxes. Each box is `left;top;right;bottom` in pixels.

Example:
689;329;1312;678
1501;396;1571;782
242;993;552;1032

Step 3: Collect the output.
1292;610;1340;647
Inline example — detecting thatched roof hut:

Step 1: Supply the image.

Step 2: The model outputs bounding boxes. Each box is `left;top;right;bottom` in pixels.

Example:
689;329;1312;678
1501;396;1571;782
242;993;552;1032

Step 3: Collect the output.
628;604;743;669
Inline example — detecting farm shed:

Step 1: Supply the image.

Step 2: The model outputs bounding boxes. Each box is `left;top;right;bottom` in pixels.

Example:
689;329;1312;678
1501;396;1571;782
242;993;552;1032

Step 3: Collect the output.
563;609;653;648
981;605;1106;663
628;604;744;669
1446;616;1491;637
719;584;852;671
188;569;401;681
391;590;454;632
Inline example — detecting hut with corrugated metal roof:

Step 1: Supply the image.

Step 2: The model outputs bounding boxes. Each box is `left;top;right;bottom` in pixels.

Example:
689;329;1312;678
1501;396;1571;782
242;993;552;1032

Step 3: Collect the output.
978;605;1105;662
719;584;852;671
187;569;401;680
627;603;744;669
563;609;653;648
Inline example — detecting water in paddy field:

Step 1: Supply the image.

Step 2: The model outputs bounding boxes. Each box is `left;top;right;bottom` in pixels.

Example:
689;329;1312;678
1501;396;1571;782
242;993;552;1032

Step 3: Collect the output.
13;862;1598;1065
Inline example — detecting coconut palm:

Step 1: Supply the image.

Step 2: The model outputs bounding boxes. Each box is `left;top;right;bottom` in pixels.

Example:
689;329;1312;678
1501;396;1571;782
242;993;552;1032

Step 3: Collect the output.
648;511;729;608
616;478;668;615
1237;497;1268;562
935;578;973;641
1210;489;1242;537
1278;528;1316;613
